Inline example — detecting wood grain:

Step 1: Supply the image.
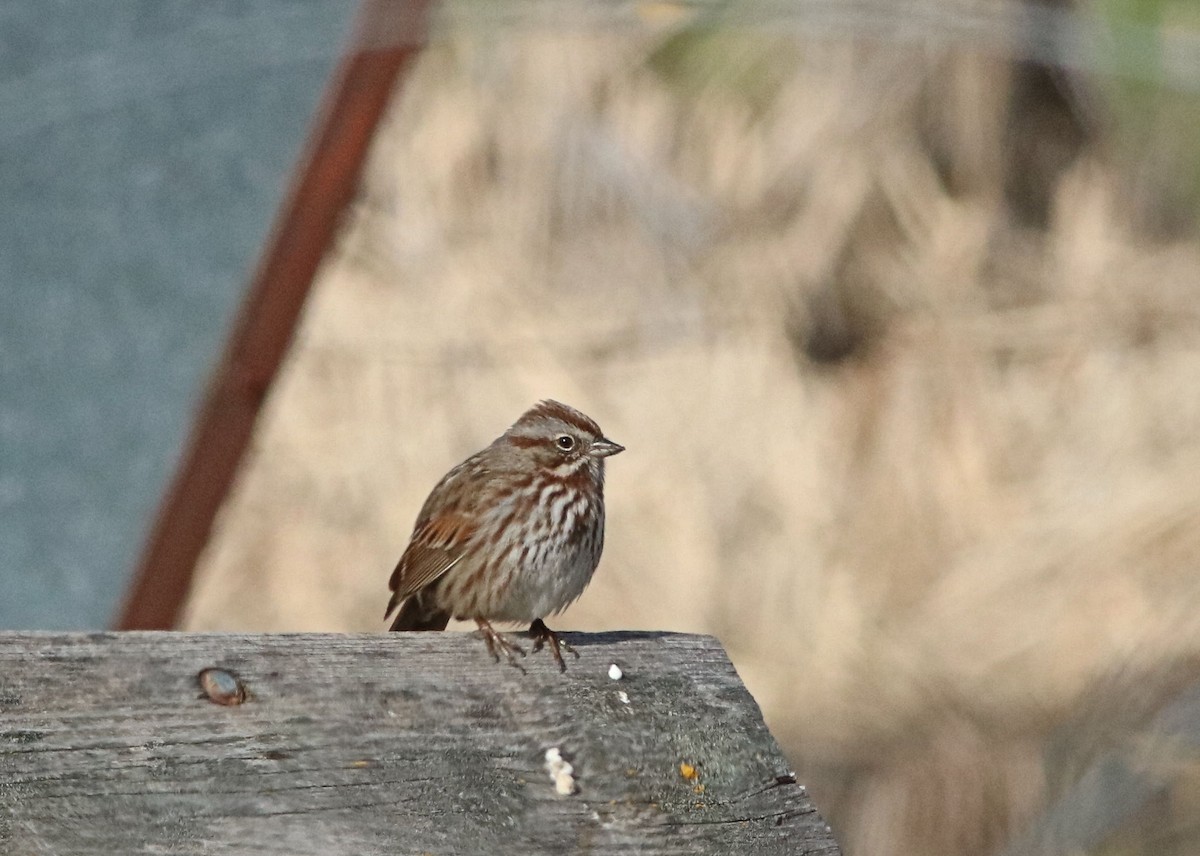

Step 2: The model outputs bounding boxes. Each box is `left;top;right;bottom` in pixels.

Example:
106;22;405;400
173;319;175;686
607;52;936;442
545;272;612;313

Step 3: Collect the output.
0;631;838;855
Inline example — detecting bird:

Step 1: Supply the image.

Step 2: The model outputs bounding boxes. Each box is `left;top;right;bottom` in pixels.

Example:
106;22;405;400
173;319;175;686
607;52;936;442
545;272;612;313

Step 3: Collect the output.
385;400;623;671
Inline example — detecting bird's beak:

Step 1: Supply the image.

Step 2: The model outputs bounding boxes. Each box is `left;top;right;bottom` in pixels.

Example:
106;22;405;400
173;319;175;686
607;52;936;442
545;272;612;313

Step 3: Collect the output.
589;437;625;458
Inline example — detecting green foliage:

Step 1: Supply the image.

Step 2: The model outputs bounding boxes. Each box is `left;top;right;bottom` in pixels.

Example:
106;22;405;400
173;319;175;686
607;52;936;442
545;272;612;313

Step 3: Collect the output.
645;3;800;114
1094;0;1200;233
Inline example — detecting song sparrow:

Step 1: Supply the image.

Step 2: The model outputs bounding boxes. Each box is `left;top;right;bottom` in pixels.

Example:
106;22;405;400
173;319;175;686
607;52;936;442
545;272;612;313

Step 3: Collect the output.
385;400;623;671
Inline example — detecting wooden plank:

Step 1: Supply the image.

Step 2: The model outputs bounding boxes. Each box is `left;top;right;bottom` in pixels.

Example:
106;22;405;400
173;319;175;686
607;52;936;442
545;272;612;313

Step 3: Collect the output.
115;0;432;631
0;632;837;855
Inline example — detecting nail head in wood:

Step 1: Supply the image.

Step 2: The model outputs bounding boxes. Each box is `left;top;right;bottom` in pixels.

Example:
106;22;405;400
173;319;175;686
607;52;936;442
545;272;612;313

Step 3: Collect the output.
198;667;247;706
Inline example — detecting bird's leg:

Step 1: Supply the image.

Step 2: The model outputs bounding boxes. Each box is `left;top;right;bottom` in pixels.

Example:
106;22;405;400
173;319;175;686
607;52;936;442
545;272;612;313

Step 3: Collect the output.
529;619;579;673
475;619;526;671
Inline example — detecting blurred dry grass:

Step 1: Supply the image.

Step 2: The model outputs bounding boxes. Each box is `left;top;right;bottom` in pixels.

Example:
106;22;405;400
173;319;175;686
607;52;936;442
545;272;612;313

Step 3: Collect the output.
182;3;1200;853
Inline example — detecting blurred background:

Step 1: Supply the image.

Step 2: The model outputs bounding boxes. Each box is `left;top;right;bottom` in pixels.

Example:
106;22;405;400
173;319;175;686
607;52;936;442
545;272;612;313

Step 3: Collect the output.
6;1;1200;854
0;0;355;627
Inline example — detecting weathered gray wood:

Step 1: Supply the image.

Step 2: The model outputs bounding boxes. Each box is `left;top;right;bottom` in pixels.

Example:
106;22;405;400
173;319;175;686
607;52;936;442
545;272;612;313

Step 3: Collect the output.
0;631;838;855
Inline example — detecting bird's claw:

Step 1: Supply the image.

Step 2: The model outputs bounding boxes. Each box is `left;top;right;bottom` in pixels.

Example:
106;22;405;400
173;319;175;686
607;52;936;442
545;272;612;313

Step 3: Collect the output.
476;619;527;672
529;619;579;673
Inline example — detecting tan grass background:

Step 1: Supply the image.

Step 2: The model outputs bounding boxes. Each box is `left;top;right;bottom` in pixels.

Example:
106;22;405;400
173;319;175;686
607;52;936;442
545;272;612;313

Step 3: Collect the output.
182;5;1200;854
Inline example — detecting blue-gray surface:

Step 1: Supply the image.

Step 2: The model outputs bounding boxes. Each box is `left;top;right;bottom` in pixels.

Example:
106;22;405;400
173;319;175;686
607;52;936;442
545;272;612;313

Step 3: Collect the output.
0;2;356;628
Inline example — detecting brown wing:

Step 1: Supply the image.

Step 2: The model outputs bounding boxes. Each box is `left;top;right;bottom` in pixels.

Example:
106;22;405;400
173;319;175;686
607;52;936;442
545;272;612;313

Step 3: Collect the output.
384;509;475;620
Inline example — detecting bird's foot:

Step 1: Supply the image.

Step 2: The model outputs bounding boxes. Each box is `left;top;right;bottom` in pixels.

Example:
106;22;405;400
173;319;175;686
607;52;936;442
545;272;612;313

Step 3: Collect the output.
475;619;527;672
529;619;579;673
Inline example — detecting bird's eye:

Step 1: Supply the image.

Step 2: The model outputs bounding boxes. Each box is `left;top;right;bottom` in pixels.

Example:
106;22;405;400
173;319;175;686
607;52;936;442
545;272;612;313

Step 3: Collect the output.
555;434;575;451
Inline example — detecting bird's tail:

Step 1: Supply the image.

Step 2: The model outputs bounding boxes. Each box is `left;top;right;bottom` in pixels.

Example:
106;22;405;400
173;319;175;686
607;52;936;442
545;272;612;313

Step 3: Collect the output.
388;598;451;632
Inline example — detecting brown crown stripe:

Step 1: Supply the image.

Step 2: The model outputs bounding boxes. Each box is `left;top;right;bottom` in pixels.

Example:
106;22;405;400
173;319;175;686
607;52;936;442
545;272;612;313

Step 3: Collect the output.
516;400;603;437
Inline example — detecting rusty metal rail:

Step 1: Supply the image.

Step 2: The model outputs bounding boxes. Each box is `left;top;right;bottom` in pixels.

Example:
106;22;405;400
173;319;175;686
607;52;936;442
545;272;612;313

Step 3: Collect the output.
116;0;433;630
